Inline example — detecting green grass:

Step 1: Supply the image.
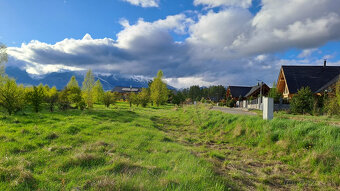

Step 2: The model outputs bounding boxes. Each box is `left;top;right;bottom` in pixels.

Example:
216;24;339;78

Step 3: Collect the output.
0;103;228;190
0;102;339;190
168;105;340;188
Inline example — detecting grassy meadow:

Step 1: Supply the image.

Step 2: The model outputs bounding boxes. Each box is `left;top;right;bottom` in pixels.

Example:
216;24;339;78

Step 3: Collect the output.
0;102;339;190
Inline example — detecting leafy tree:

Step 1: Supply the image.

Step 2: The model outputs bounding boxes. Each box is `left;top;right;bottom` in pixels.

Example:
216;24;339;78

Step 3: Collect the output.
93;80;104;104
45;86;59;112
127;92;137;107
57;76;83;110
150;70;168;106
137;88;150;107
82;70;95;108
103;92;118;108
326;79;340;115
290;87;314;114
25;84;46;113
58;89;71;111
0;78;25;115
67;76;79;89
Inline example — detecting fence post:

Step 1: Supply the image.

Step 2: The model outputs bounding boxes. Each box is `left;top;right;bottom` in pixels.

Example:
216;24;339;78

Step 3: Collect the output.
263;97;274;120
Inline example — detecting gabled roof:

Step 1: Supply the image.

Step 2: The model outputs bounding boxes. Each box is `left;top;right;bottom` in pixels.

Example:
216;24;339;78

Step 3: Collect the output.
316;74;340;93
282;66;340;94
245;83;269;97
228;86;252;98
113;86;142;93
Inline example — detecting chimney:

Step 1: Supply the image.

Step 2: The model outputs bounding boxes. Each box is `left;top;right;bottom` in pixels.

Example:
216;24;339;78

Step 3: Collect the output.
324;59;327;67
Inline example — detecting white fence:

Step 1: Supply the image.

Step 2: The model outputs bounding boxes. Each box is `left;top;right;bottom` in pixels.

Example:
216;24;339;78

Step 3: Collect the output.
237;98;289;111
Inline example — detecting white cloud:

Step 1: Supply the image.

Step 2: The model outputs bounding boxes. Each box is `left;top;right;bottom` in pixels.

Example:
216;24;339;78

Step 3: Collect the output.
298;48;318;58
193;0;252;8
122;0;159;7
7;0;340;88
165;76;214;89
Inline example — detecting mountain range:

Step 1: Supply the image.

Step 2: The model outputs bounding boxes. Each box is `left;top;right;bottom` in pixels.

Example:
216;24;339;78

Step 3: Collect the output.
5;67;159;91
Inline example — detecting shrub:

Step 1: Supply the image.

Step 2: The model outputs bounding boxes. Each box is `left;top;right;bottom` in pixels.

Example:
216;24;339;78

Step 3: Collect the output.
325;79;340;115
226;99;236;108
290;87;314;114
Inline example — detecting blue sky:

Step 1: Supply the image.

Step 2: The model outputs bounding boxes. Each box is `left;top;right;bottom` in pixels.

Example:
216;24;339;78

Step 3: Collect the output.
1;0;340;88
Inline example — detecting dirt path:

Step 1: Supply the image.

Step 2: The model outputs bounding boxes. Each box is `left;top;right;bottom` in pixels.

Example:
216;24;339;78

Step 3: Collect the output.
151;116;334;191
211;106;257;116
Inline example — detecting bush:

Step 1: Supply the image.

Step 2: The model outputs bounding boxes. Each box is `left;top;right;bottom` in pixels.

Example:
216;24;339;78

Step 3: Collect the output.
290;87;314;114
226;99;236;108
325;79;340;115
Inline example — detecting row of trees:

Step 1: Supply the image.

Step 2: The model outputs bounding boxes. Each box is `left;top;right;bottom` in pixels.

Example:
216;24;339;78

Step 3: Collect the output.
180;85;227;102
0;68;117;115
1;45;170;114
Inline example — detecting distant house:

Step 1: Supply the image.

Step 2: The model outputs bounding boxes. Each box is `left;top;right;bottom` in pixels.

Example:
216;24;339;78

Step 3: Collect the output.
276;61;340;99
226;83;269;100
112;86;142;94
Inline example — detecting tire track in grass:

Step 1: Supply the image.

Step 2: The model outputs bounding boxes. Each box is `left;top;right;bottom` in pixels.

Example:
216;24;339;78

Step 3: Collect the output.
151;114;330;191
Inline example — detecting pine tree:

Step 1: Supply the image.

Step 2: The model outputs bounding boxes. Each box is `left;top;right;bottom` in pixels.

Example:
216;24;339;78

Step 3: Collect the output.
150;70;168;106
82;69;95;108
67;76;79;89
93;80;104;104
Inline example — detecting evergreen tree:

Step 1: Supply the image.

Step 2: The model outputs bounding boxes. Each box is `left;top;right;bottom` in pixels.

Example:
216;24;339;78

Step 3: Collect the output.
93;80;104;104
150;70;168;106
67;76;79;89
82;69;95;108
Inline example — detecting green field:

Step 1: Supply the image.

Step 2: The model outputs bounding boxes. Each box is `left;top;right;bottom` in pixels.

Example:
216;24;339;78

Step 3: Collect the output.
0;103;339;190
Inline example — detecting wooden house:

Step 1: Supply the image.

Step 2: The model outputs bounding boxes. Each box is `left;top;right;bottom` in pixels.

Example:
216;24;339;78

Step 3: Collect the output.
277;62;340;99
226;83;269;100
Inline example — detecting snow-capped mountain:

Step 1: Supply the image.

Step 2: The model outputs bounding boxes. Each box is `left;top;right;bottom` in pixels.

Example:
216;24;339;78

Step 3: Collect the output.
5;67;167;91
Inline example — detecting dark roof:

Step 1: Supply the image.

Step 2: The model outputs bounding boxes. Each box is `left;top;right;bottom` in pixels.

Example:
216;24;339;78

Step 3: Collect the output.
245;83;269;97
316;74;340;93
282;66;340;94
113;86;142;93
228;86;252;97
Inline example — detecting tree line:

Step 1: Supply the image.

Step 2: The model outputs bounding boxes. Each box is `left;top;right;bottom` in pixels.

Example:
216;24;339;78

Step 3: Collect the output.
0;44;170;115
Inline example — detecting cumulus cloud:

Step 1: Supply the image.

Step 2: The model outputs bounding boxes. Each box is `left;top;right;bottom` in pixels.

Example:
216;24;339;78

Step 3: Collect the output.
193;0;252;8
7;0;340;88
122;0;159;7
